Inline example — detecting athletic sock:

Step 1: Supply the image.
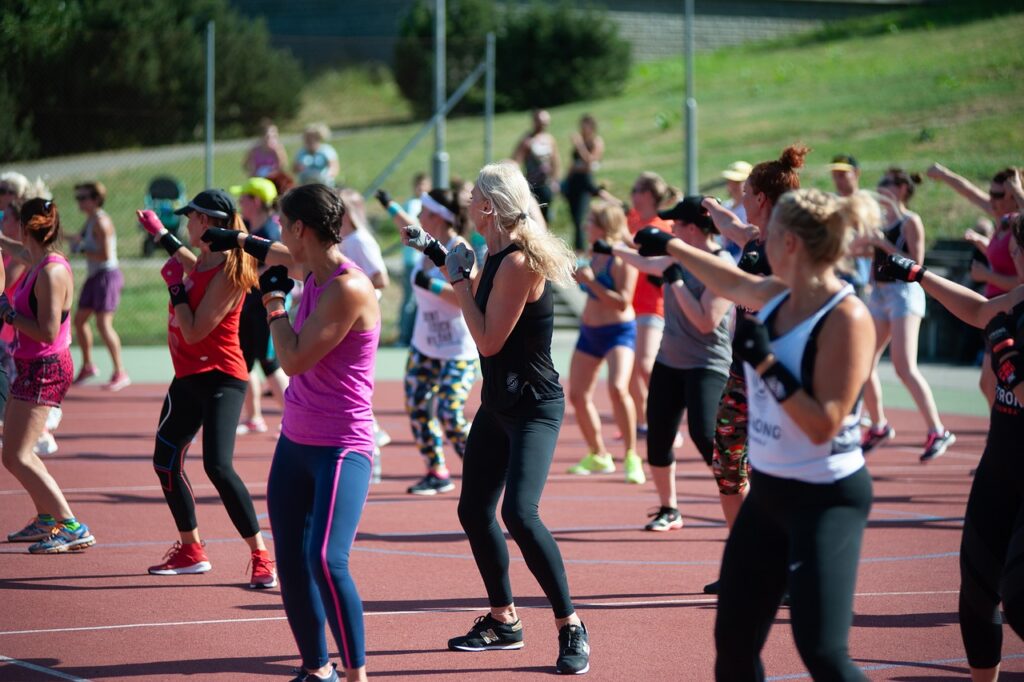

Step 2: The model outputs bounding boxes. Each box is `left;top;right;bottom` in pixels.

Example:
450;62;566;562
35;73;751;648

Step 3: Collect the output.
61;518;81;532
38;514;56;524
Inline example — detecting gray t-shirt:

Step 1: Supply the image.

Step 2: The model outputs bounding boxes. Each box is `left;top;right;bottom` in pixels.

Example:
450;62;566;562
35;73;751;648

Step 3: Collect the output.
656;249;733;375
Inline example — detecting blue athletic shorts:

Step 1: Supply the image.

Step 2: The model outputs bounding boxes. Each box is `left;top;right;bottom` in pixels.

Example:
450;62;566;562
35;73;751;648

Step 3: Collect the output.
575;320;637;359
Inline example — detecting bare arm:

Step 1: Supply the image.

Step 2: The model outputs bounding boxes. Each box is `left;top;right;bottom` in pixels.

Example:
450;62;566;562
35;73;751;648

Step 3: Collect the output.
702;197;759;248
779;299;876;444
665;238;786;312
611;244;674;276
172;270;243;345
0;235;30;263
9;263;70;343
919;270;1017;329
451;252;537;357
927;163;993;216
266;273;375;376
577;257;637;312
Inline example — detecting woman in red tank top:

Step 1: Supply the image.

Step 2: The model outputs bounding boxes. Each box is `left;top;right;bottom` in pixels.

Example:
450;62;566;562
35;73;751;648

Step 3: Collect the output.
136;189;276;589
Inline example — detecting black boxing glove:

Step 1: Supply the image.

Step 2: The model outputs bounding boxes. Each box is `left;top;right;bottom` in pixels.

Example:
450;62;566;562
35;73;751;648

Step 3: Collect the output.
877;253;926;283
634;226;676;257
592;239;612;255
663;263;684;284
733;317;801;402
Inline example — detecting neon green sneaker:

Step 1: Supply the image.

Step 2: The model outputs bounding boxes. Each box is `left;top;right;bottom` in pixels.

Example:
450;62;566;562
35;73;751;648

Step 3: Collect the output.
624;451;646;485
567;452;615;475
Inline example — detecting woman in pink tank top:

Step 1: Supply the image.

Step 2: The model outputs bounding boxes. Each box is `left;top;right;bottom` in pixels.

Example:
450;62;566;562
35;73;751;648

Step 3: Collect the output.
200;183;380;682
0;199;95;554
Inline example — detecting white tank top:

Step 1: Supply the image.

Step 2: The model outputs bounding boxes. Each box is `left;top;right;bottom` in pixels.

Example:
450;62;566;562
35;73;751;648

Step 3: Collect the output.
744;284;865;484
82;209;118;277
411;236;478;361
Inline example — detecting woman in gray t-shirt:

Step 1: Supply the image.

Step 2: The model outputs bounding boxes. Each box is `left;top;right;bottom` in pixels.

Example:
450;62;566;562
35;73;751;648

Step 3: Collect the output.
614;196;734;532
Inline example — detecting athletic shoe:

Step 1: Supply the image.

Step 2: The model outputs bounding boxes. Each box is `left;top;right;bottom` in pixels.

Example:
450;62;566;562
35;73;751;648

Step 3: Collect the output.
624;452;646;485
673;431;685;449
555;622;590;675
73;364;98;385
44;406;63;432
407;472;455;495
567;453;615;475
703;579;719;595
236;418;268;435
448;614;525;651
644;507;683;532
290;664;338;682
920;430;956;463
860;423;895;454
33;430;58;456
103;371;132;392
249;549;278;589
374;424;392;448
371;447;382;484
7;516;57;542
148;541;212;575
28;523;95;554
636;424;649;439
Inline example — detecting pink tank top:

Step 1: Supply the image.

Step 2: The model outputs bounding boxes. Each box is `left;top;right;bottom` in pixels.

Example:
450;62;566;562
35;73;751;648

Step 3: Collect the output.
281;262;379;454
12;253;73;359
985;221;1016;298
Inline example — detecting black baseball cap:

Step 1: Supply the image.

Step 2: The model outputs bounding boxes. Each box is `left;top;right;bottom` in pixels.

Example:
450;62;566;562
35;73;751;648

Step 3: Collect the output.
174;189;235;219
828;154;859;172
657;195;714;231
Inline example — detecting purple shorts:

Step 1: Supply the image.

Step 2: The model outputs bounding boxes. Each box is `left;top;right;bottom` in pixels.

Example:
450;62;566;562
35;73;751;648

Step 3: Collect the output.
12;349;74;407
79;268;124;313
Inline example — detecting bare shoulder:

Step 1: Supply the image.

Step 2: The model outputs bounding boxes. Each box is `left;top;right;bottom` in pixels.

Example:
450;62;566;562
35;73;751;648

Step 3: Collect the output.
823;295;873;340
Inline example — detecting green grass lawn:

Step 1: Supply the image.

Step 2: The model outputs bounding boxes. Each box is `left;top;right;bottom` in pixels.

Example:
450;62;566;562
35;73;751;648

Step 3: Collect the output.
43;5;1024;344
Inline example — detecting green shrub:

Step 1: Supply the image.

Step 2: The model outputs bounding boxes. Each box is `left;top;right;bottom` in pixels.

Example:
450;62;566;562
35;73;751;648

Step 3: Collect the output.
0;0;303;161
393;0;631;116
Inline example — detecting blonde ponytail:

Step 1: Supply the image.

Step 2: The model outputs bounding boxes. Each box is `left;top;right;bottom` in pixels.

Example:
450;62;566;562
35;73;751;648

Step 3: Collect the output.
772;188;881;265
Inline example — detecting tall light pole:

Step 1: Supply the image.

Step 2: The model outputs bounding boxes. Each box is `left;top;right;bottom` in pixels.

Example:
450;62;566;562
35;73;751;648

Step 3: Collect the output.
684;0;697;195
432;0;450;189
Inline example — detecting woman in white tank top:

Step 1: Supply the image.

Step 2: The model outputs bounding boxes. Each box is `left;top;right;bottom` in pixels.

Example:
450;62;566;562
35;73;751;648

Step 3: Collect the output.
633;187;880;681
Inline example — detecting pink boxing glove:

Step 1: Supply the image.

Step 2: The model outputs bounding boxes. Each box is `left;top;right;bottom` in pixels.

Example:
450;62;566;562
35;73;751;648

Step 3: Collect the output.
137;209;167;237
161;257;184;287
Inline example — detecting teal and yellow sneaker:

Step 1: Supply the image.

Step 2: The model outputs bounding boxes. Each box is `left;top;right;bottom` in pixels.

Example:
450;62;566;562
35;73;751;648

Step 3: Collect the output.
7;516;57;542
567;453;615;475
28;522;95;554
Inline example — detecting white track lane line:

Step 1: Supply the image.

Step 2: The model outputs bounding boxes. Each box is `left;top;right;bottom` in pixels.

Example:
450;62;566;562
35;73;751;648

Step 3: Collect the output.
0;654;91;681
0;590;962;637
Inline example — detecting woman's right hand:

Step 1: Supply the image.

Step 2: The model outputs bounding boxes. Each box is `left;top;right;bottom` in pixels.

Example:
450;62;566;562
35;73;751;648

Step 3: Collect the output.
137;209;166;237
402;226;447;267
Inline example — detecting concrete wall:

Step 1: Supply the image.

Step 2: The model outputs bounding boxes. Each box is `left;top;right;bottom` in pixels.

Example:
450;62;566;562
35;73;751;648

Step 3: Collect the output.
231;0;930;68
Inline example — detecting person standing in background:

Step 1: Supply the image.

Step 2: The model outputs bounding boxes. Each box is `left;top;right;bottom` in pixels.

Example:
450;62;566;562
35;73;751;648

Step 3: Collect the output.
562;114;605;253
294;124;340;187
68;181;130;391
514;110;560;223
243;120;289;178
829;154;872;298
719;161;752;261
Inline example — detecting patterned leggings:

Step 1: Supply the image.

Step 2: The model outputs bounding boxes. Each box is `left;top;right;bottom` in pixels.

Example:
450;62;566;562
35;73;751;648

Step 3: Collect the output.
404;348;477;470
712;367;750;496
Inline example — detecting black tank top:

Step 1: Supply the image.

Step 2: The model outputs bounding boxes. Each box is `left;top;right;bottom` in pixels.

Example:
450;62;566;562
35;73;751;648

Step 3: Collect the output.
474;243;563;409
872;216;909;283
730;238;773;374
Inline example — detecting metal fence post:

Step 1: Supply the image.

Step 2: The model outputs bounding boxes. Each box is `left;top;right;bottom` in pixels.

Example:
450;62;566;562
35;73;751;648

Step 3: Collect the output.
205;21;215;189
684;0;697;195
485;32;495;165
432;0;450;189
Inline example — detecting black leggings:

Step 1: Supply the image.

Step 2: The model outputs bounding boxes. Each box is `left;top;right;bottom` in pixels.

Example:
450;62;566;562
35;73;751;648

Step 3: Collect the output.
240;290;281;376
958;421;1024;669
152;371;260;537
715;467;872;681
646;363;727;467
457;397;575;619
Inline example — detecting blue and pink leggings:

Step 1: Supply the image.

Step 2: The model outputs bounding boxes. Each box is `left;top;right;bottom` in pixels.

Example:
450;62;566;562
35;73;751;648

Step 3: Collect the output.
267;435;371;671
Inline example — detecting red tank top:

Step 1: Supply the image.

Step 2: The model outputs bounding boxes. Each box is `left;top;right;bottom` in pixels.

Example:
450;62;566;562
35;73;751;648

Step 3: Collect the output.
985;220;1017;298
167;262;248;381
627;209;673;317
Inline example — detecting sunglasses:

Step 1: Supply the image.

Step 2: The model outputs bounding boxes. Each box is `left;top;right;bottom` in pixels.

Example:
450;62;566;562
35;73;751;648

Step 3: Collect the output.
877;178;899;187
75;194;93;201
990;190;1006;199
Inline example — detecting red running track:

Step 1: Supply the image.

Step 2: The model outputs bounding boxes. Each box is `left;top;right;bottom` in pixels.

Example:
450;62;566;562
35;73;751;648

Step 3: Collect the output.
0;381;1022;681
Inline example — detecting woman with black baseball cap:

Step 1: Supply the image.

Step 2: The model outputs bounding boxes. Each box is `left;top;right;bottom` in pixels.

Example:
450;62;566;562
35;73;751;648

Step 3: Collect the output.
612;197;734;532
137;189;276;589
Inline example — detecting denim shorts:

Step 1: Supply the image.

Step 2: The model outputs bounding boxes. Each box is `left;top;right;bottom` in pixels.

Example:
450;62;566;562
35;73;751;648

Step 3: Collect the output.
635;313;665;331
868;281;926;320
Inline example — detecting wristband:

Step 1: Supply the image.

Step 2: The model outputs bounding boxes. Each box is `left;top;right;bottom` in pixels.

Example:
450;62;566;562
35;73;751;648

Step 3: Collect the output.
429;279;445;295
262;291;287;308
267;309;289;324
159;231;184;257
168;283;189;307
242;235;272;262
387;202;401;217
759;360;801;403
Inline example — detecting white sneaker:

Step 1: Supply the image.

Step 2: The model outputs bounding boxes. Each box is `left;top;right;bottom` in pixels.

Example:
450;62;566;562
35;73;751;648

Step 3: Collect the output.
374;425;392;449
34;431;58;456
45;406;63;432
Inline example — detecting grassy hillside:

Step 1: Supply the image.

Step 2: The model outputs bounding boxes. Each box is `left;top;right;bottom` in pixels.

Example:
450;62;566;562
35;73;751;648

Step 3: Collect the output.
40;5;1024;343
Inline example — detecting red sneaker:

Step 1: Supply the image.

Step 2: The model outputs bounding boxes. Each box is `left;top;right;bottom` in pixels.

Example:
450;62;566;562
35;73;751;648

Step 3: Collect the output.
249;549;278;589
148;541;212;575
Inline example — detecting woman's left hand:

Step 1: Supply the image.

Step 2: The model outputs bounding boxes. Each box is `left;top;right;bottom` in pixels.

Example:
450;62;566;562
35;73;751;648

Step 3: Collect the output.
574;265;594;284
970;260;991;283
